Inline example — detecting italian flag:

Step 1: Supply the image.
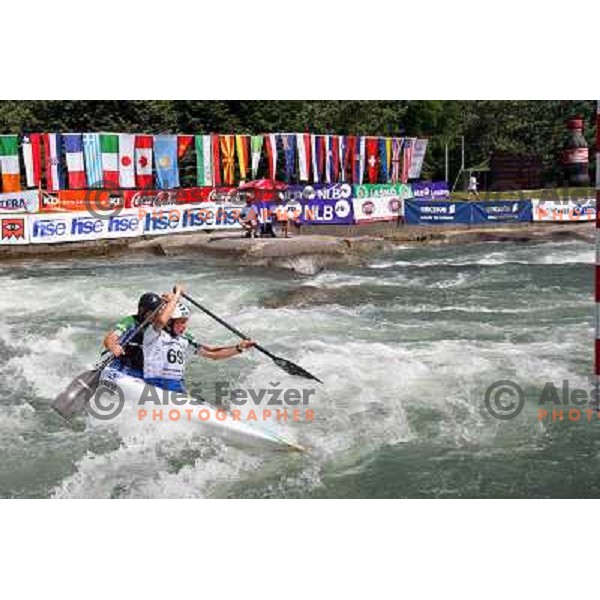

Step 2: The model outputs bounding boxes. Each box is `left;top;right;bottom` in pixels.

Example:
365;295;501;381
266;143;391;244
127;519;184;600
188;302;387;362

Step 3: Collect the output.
100;134;119;187
0;135;21;192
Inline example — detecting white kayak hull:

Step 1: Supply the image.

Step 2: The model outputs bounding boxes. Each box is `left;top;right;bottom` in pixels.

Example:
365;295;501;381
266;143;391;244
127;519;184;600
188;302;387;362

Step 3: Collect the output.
99;368;304;452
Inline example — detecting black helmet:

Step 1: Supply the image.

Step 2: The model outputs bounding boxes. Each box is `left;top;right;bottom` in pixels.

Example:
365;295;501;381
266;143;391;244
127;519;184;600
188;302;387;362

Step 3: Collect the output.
138;292;162;316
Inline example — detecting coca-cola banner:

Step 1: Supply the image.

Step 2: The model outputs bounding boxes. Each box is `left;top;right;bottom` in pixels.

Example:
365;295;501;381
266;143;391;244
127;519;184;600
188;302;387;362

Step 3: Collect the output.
124;187;249;209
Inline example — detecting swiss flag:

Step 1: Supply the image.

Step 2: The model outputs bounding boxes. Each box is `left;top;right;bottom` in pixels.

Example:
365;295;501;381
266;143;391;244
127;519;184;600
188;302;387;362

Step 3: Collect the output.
366;138;379;183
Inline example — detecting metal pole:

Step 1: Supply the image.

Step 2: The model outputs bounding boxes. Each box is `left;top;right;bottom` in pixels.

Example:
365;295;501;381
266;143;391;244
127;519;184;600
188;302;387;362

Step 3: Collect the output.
445;142;449;183
461;135;465;189
594;100;600;410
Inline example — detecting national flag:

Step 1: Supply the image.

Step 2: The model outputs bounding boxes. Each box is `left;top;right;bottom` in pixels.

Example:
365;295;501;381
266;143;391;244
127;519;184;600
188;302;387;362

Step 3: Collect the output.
83;133;102;187
345;136;356;183
331;135;340;183
0;135;21;192
118;134;136;188
250;136;263;179
211;134;221;185
220;135;235;185
264;134;278;180
154;135;180;189
100;133;119;187
366;138;379;183
22;134;42;188
135;135;153;188
178;135;194;159
283;134;295;182
391;138;402;183
402;137;415;183
236;135;249;182
354;137;366;184
43;133;63;191
324;136;332;184
408;139;428;179
316;136;325;183
63;134;86;189
195;135;213;186
310;135;318;183
385;138;392;183
338;136;346;182
297;133;311;182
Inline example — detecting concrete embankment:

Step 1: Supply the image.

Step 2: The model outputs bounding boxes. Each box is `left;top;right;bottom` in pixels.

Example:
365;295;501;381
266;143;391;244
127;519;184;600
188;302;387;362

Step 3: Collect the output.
1;222;593;274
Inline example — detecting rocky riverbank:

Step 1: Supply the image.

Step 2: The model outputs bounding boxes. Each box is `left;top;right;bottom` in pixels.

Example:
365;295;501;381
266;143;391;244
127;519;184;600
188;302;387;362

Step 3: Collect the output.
1;222;593;274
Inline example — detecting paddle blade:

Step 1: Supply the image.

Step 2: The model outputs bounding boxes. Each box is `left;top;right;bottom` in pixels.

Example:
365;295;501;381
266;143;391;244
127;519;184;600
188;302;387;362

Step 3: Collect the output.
273;356;323;384
51;369;102;421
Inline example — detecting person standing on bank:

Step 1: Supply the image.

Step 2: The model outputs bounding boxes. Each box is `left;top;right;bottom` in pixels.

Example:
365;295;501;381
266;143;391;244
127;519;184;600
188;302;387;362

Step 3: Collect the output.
143;284;257;393
468;173;480;200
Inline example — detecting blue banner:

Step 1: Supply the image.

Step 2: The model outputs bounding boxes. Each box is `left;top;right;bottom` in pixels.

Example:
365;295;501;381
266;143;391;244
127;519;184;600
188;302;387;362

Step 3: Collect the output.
404;200;471;225
410;181;450;200
471;200;532;224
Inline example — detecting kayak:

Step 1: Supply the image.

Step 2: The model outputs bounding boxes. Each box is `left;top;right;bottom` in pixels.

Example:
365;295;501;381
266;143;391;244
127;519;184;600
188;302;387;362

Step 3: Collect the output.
98;367;305;452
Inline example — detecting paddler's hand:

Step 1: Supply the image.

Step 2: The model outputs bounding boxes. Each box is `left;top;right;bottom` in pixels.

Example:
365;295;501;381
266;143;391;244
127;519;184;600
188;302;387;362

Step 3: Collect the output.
105;332;124;357
238;339;257;351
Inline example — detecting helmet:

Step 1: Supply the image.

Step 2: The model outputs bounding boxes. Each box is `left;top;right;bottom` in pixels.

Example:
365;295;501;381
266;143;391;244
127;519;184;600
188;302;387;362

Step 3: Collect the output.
138;292;162;314
171;303;191;320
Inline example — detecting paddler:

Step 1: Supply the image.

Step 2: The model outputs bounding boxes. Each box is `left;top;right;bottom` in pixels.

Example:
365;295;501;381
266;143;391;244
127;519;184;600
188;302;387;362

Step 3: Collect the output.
102;292;163;379
143;284;256;393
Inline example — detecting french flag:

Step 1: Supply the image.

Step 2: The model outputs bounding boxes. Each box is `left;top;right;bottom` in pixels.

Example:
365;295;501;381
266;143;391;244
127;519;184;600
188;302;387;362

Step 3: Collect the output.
43;133;63;191
63;134;86;189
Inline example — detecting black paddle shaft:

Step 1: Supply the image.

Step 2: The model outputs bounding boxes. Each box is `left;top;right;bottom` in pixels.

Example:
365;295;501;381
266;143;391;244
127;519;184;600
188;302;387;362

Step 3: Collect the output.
181;292;322;383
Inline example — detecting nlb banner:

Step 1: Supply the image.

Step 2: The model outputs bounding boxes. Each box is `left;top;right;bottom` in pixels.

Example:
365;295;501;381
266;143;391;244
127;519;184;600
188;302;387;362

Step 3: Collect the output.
29;211;145;244
0;215;29;245
142;203;243;235
471;200;532;224
39;190;126;213
352;184;410;223
404;200;472;225
410;181;450;200
531;198;596;222
0;190;39;214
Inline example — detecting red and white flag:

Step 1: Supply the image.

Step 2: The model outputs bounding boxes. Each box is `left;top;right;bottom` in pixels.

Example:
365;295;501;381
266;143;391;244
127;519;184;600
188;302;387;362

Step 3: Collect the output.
119;134;136;188
135;135;153;188
402;138;415;184
22;134;42;188
43;133;63;191
296;133;311;182
264;134;278;180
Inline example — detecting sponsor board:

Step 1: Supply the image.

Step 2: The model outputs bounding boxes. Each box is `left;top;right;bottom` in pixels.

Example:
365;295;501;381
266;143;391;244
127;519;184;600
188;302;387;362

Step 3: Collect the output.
471;200;532;224
28;211;145;244
531;198;595;222
410;181;450;200
352;184;410;223
0;216;29;245
39;190;125;213
142;203;242;235
0;190;40;214
124;187;247;209
404;200;472;224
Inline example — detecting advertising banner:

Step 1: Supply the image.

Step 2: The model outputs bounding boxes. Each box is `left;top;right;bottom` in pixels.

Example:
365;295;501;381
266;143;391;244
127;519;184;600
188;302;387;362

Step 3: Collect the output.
28;210;145;244
404;200;472;225
142;202;243;236
408;139;428;179
471;200;533;224
0;190;40;213
352;184;410;223
124;187;245;209
0;215;29;245
410;181;450;200
531;198;596;222
39;190;126;213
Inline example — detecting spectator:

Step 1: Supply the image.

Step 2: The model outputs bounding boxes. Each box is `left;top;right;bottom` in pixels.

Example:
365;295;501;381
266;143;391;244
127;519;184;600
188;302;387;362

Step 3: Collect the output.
239;197;259;238
468;173;481;200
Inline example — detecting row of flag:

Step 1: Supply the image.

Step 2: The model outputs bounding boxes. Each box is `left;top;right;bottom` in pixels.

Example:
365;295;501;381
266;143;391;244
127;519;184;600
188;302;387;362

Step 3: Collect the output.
0;133;427;192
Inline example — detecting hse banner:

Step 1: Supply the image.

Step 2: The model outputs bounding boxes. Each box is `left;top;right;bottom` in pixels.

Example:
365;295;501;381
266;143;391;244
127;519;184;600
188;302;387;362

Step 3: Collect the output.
0;215;29;245
404;200;472;224
531;198;595;222
124;187;244;209
352;184;410;223
142;202;242;235
471;200;532;224
39;190;126;213
29;211;145;244
410;181;450;200
0;190;39;213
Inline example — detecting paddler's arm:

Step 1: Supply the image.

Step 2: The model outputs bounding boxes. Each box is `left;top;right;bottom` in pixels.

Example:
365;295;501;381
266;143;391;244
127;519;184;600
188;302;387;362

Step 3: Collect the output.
198;339;257;360
153;284;183;331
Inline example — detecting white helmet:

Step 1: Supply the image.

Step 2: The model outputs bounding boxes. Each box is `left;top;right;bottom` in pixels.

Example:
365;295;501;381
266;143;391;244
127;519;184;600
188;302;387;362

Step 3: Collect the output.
171;303;191;319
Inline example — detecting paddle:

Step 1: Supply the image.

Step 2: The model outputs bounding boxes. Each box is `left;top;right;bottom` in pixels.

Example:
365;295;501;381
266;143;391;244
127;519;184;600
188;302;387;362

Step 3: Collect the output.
181;291;323;384
51;302;166;421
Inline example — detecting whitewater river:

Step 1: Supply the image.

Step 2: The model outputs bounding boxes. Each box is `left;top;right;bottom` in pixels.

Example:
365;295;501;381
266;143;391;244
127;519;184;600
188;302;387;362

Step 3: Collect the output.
0;237;596;498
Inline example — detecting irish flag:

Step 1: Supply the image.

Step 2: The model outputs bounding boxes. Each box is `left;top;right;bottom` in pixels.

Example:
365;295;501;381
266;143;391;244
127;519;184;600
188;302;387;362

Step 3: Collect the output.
100;134;119;186
0;135;21;192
